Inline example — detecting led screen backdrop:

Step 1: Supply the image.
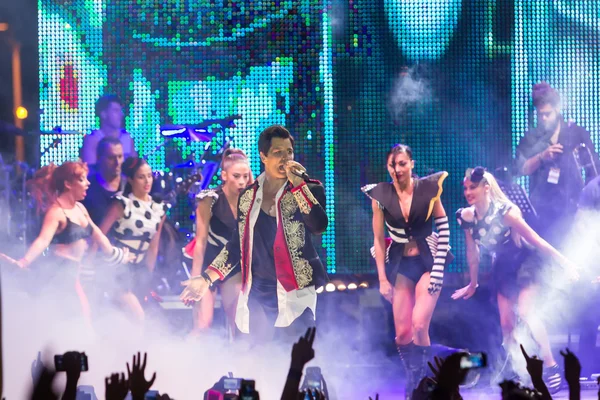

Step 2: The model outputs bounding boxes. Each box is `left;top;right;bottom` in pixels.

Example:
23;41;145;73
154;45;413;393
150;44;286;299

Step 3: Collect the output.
38;0;600;274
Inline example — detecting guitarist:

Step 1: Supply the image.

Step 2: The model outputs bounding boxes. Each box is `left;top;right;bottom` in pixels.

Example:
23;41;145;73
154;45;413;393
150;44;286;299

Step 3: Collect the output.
98;157;168;322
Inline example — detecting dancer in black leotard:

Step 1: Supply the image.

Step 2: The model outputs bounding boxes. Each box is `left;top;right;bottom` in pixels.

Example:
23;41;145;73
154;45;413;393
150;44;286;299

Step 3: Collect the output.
182;149;252;336
362;144;451;399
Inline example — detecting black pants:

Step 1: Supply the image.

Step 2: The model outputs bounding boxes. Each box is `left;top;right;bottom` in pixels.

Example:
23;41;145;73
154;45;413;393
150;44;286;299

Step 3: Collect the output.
247;278;315;346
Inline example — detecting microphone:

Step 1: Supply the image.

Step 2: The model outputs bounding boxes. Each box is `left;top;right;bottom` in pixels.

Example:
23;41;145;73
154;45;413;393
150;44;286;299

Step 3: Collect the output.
290;169;310;180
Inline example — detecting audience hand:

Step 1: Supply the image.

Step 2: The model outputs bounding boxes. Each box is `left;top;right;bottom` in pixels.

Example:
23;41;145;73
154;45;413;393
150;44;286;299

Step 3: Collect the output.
560;348;581;387
291;327;316;371
427;352;469;393
520;344;543;383
105;372;129;400
368;394;379;400
31;352;44;383
297;388;325;400
30;364;58;400
127;352;156;400
62;351;83;382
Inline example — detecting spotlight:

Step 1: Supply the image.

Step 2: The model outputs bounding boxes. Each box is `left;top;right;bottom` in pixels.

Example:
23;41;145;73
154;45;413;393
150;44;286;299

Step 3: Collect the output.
337;283;347;291
347;283;358;290
15;106;28;120
316;286;324;294
359;281;369;289
325;283;336;292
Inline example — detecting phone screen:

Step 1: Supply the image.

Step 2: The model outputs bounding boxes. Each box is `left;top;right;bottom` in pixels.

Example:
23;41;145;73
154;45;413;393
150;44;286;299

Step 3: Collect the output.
460;353;487;369
223;377;241;391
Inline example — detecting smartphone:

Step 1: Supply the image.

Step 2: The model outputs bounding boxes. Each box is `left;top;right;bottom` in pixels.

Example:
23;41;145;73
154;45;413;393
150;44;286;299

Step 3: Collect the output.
54;352;89;372
223;377;242;391
240;379;256;400
460;353;487;369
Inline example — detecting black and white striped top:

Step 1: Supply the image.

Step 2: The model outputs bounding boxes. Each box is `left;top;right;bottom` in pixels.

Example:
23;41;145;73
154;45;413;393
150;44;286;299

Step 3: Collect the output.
362;172;452;271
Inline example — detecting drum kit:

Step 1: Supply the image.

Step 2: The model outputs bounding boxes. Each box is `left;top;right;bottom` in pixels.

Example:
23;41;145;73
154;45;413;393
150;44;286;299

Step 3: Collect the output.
148;115;241;296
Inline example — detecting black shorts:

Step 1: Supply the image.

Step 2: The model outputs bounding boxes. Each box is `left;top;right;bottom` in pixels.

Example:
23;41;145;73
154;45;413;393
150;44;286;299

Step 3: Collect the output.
492;242;542;298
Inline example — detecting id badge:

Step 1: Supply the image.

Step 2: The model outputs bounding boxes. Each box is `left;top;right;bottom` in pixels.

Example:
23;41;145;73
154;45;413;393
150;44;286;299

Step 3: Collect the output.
547;167;560;184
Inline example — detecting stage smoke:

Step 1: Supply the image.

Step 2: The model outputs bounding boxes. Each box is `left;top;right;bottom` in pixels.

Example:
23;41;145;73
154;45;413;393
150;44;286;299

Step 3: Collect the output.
389;66;433;120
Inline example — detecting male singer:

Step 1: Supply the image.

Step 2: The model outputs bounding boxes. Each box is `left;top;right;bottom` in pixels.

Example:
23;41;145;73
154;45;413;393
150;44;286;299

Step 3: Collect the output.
180;125;329;343
515;82;599;246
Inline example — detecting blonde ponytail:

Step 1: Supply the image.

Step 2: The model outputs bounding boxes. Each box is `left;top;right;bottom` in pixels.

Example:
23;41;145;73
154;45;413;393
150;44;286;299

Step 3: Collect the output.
467;167;524;247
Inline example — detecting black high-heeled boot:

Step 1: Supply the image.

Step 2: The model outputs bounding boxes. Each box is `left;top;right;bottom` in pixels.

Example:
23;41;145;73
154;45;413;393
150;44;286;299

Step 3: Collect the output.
397;342;417;400
412;345;431;389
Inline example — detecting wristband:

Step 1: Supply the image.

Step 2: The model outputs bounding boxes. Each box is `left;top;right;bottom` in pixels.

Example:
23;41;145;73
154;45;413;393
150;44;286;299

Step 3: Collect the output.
201;271;214;287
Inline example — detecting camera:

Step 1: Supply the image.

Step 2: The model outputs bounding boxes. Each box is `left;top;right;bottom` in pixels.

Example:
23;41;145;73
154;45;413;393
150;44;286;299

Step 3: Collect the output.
54;352;89;372
204;375;258;400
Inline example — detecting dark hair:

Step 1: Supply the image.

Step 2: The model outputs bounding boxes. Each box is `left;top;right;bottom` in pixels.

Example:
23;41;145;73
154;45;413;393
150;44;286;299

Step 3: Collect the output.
95;95;121;117
258;125;295;155
465;166;486;184
386;144;413;164
532;82;560;108
96;136;123;161
122;157;149;196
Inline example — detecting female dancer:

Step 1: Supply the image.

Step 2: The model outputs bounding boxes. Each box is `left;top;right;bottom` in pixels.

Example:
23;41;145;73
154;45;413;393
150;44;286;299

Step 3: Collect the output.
453;167;579;393
99;157;167;322
182;148;252;335
362;144;451;399
0;161;131;323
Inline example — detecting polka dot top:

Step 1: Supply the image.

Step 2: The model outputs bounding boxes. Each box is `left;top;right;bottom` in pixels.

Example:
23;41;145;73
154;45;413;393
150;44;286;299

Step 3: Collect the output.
110;193;168;265
455;202;512;252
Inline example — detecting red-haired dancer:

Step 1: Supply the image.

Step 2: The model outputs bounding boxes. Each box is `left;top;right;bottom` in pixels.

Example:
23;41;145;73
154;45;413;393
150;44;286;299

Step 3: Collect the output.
0;161;132;324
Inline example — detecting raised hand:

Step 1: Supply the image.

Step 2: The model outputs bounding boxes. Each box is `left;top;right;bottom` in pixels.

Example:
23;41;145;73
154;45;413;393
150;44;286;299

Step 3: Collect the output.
520;344;543;383
427;352;469;393
291;327;316;371
299;388;325;400
31;365;58;400
368;394;380;400
105;373;129;400
559;348;581;386
31;351;45;383
62;351;83;381
127;352;156;400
